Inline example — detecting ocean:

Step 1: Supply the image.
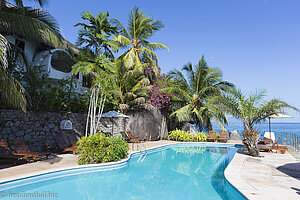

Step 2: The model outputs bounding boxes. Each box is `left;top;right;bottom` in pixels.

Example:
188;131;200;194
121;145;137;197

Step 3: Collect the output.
212;122;300;146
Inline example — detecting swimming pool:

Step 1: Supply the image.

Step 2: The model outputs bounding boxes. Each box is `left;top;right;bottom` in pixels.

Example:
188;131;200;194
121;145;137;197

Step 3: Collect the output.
0;143;246;200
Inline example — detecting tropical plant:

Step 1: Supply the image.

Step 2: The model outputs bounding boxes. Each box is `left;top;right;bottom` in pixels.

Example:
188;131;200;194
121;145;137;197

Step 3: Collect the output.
0;34;26;111
169;56;234;131
0;0;64;111
215;88;299;156
76;133;129;165
0;0;63;47
75;11;119;59
72;49;116;136
148;74;171;110
114;7;169;74
168;129;207;142
115;60;151;113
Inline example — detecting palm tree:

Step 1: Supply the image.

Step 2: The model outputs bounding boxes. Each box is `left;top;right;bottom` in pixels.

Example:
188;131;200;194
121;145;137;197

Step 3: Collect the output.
113;7;169;74
115;59;151;113
0;0;63;47
75;11;119;59
0;0;64;111
0;35;26;111
72;48;116;136
169;56;234;131
215;88;299;156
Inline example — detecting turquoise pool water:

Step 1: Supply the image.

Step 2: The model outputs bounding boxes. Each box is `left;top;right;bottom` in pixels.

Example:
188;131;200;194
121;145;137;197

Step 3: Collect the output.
0;144;246;200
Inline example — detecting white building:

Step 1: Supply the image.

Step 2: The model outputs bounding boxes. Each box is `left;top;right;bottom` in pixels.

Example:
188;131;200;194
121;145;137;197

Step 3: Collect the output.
4;35;89;94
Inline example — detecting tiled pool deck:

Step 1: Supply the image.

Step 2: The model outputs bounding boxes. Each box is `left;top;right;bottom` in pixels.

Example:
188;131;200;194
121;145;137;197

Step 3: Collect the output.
0;140;299;200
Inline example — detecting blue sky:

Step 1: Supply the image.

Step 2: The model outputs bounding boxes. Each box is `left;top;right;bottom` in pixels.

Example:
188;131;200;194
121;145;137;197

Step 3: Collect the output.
21;0;300;122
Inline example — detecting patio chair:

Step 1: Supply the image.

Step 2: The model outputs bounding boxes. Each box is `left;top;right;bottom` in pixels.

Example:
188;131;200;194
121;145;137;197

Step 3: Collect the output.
218;131;228;143
126;131;146;143
258;137;273;145
55;135;77;155
263;132;275;143
207;131;217;142
0;140;25;165
13;139;50;161
64;135;79;155
67;134;79;148
122;131;146;151
120;131;130;141
257;137;288;154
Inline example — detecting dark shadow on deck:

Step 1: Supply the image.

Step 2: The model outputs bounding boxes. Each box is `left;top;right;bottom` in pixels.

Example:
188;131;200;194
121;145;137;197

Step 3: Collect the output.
0;154;61;169
276;162;300;179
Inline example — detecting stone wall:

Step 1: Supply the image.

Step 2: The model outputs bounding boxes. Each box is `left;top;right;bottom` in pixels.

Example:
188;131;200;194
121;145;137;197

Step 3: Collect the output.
0;108;166;152
0;110;86;152
0;110;131;152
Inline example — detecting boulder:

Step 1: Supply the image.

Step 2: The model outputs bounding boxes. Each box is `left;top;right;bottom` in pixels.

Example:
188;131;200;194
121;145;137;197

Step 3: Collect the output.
229;130;242;140
126;105;167;141
182;123;197;134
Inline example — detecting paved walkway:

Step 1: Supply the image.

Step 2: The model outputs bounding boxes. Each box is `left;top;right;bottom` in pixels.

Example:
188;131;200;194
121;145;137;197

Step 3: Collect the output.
225;149;300;200
0;140;299;200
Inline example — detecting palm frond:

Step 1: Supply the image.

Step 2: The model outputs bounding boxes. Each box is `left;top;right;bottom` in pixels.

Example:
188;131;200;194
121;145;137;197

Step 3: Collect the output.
0;64;26;111
142;42;169;51
171;104;193;122
0;6;63;46
114;35;131;47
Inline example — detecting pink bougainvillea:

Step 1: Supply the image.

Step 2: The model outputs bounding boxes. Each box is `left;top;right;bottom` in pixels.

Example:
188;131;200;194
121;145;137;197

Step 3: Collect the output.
148;74;171;110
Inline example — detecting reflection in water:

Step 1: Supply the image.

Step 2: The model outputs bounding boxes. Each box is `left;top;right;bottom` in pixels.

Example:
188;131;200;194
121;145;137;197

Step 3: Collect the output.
0;145;246;200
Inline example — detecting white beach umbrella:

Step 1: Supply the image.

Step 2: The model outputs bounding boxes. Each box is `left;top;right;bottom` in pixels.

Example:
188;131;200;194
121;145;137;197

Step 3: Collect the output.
268;113;293;139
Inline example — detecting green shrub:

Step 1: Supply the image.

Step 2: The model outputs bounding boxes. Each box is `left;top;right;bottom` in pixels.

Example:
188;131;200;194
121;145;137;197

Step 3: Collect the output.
216;133;220;140
76;133;129;165
168;129;207;142
193;132;207;142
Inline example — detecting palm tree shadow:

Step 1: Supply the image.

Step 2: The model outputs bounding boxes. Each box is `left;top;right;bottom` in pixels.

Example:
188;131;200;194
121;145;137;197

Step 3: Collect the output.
276;162;300;179
277;163;300;196
291;187;300;195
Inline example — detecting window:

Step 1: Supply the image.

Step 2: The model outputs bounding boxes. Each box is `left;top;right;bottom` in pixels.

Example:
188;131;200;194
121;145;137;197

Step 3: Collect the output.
50;51;73;73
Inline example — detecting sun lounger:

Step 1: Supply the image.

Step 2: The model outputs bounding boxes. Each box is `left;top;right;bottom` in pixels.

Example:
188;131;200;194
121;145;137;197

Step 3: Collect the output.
55;135;77;154
0;140;25;165
120;131;146;150
263;132;275;143
258;137;272;145
120;131;129;141
125;131;146;143
64;135;78;155
13;139;50;161
218;131;228;143
257;137;288;154
207;131;216;142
